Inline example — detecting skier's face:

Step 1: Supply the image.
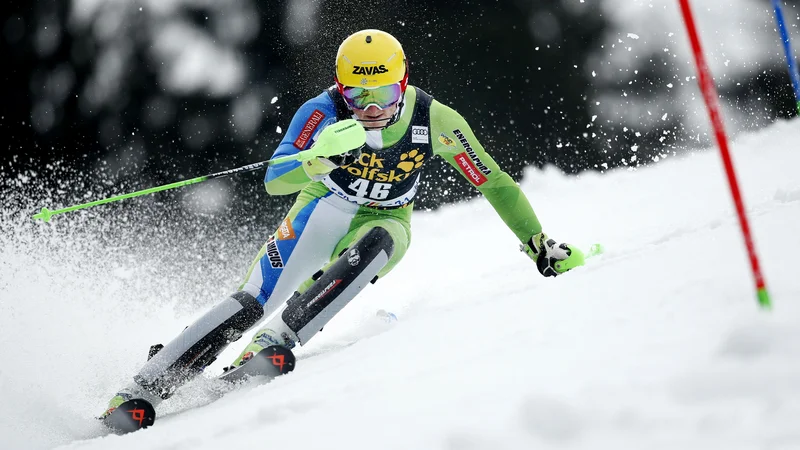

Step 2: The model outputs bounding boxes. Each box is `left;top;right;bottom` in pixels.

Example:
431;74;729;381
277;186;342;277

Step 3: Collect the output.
352;103;398;129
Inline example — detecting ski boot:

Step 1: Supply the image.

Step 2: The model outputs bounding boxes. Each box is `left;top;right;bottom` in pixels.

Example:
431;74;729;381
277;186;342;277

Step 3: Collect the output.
219;328;296;383
224;327;295;371
99;388;157;433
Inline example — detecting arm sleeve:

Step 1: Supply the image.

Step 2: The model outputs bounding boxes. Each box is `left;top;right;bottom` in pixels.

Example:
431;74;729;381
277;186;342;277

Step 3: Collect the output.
264;93;338;195
429;100;542;242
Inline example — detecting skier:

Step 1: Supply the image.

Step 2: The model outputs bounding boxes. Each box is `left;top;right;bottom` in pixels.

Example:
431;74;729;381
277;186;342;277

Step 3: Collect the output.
100;29;585;428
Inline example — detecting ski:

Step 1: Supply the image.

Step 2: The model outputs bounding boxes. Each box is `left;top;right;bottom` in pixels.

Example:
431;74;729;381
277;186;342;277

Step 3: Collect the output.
218;344;296;384
98;305;394;434
101;345;295;434
100;398;156;434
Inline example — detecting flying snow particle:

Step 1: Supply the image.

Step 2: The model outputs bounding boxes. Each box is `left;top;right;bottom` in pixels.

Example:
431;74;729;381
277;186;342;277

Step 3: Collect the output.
627;33;640;40
661;113;668;120
271;96;278;104
276;126;282;134
667;83;674;88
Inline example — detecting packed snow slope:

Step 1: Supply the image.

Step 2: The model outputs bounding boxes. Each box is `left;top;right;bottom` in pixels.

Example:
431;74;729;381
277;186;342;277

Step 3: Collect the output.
2;119;799;450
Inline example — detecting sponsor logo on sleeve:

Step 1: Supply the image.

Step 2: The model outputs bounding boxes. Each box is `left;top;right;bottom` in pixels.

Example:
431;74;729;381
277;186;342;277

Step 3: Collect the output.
438;133;456;147
453;129;492;176
266;236;284;268
453;152;488;186
411;126;429;144
293;110;326;149
276;218;296;240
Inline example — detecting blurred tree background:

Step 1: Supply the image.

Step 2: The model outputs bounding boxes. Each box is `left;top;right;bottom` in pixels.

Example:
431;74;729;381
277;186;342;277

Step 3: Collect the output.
2;0;798;223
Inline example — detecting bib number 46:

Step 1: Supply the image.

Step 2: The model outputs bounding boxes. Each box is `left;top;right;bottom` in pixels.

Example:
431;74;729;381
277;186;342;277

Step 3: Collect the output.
348;179;391;200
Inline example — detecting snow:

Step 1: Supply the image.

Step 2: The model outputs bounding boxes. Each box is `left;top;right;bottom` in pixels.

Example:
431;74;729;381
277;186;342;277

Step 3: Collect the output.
598;0;783;79
2;119;800;449
590;0;795;139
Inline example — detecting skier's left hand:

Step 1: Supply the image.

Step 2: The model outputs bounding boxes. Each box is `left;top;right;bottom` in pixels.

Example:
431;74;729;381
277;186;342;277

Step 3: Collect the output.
521;232;585;277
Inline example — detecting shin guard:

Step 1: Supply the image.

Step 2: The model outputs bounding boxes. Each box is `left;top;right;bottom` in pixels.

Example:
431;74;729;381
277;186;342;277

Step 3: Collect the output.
282;226;395;345
134;291;263;398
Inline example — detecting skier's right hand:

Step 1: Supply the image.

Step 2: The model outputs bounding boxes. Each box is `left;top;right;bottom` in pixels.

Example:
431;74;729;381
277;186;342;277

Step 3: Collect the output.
301;119;365;181
302;145;363;181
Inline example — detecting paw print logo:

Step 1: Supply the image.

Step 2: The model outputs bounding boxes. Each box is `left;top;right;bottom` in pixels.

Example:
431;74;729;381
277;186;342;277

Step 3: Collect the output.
397;149;425;173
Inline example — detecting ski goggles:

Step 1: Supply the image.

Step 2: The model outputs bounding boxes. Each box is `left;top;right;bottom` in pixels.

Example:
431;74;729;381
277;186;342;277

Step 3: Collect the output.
341;83;403;110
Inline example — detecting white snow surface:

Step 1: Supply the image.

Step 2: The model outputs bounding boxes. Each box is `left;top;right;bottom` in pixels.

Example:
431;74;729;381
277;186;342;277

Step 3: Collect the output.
2;119;800;449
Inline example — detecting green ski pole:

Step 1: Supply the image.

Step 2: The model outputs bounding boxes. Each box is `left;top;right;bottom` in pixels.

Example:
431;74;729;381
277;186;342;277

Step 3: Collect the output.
33;161;267;222
32;119;366;222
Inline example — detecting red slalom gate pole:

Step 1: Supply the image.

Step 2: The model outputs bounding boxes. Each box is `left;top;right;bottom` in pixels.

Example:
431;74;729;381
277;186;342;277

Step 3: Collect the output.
677;0;771;309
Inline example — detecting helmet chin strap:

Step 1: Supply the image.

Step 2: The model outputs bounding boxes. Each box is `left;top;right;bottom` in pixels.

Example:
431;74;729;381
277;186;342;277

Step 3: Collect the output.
351;94;406;131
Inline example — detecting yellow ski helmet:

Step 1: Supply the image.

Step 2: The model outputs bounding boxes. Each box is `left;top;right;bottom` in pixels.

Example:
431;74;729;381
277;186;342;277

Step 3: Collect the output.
334;29;409;92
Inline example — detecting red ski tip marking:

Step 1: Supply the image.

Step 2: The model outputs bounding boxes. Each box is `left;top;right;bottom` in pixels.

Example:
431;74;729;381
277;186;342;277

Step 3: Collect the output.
267;354;286;372
128;408;147;427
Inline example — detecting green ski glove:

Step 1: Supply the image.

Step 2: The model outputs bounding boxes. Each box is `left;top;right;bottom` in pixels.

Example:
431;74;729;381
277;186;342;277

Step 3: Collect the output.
522;232;585;277
302;146;362;181
300;120;366;181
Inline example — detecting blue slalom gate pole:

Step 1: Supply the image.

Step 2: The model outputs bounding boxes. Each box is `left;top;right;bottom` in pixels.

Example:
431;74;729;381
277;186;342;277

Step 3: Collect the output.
772;0;800;115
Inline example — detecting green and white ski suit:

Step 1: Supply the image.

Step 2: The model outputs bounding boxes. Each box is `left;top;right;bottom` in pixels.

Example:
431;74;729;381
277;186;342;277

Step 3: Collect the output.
238;85;543;328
